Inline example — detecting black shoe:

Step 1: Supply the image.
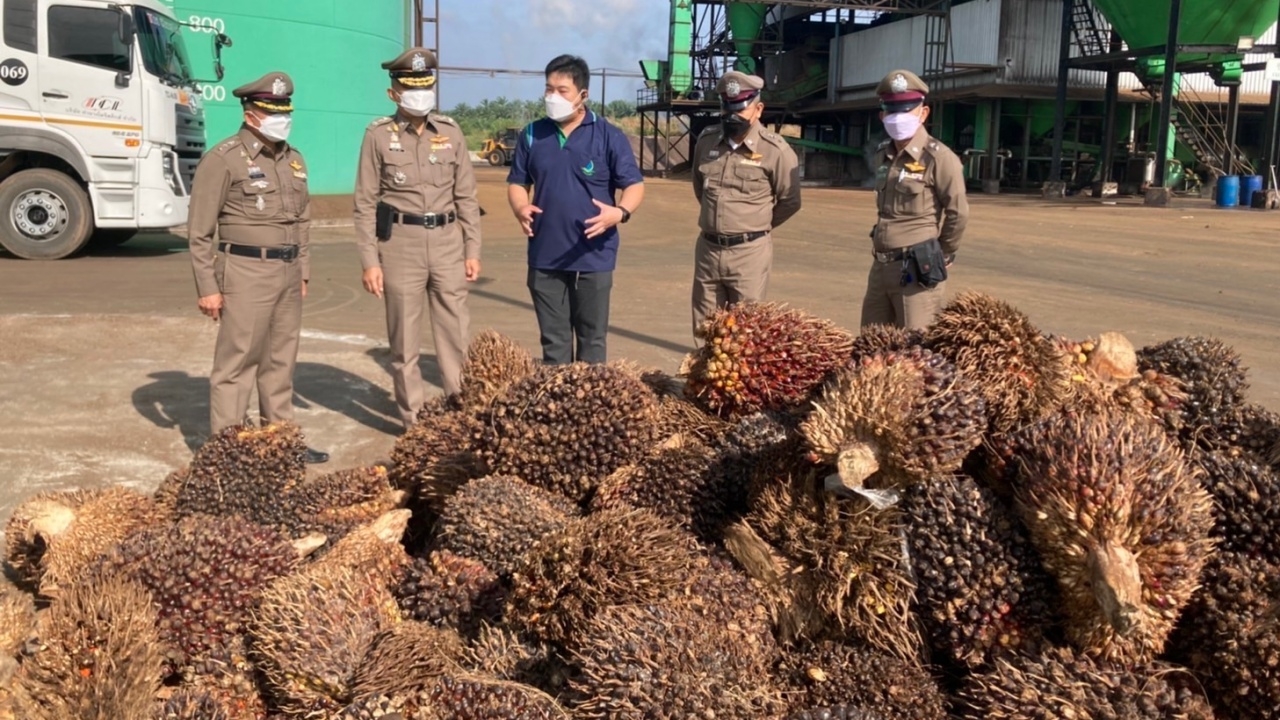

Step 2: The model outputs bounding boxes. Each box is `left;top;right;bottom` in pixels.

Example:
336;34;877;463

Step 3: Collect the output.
303;447;330;464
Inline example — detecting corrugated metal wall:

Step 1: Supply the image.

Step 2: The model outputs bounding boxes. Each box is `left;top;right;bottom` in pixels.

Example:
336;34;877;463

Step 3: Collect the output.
830;0;1278;105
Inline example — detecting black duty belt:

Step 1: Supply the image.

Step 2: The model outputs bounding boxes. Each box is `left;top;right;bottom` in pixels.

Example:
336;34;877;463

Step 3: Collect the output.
220;242;299;261
873;247;909;263
701;230;767;247
392;209;456;229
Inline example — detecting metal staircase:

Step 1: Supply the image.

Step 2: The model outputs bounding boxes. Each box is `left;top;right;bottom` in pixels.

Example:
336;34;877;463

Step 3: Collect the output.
1066;0;1251;180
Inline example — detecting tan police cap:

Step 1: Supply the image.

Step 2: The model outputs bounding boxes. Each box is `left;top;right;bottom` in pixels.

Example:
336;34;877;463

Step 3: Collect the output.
876;69;929;111
232;71;294;113
383;48;438;88
715;70;764;111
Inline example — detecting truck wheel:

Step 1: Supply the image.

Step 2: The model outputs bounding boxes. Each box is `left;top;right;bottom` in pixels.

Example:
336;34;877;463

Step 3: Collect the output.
89;229;138;248
0;169;93;260
487;150;505;167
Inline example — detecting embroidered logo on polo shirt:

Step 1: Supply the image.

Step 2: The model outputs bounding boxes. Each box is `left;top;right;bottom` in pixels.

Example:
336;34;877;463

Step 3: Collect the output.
581;160;595;177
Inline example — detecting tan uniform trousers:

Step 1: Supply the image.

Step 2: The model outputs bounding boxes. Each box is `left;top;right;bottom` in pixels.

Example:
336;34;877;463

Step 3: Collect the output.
691;233;773;337
381;221;470;427
209;253;303;433
859;257;945;330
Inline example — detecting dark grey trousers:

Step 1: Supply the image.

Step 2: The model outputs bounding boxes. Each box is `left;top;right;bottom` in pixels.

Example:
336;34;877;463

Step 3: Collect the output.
527;268;612;365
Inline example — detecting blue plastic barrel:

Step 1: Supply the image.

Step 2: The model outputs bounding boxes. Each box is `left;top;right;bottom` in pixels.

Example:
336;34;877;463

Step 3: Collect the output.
1216;175;1240;207
1240;174;1264;207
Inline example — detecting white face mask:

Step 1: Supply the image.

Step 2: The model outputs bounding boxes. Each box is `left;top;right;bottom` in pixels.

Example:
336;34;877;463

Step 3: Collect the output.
882;111;921;142
398;89;436;117
545;92;581;122
253;113;292;142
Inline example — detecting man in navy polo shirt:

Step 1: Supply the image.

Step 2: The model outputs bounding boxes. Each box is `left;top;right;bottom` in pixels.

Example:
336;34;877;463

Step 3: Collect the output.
506;54;645;365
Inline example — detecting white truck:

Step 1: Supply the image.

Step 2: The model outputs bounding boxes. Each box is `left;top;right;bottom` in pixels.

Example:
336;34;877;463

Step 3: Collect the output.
0;0;228;259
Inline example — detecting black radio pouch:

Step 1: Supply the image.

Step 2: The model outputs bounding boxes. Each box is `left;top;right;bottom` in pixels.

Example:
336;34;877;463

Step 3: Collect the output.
375;202;393;241
907;238;948;289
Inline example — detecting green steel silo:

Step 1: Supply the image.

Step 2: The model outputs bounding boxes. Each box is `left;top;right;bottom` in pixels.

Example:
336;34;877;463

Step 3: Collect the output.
161;0;414;195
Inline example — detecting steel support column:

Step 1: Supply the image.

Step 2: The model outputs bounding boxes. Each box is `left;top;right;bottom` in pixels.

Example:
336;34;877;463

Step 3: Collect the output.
1099;30;1121;182
987;98;1000;182
1152;0;1181;187
1049;0;1074;183
1223;84;1240;176
1264;0;1280;184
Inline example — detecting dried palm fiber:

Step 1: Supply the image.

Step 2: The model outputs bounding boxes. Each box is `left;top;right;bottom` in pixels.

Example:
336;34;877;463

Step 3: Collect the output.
11;573;162;720
900;475;1057;669
654;394;733;445
98;513;306;675
727;468;922;659
923;292;1070;434
1166;552;1280;720
568;597;783;720
281;465;405;543
849;324;924;365
170;673;269;720
1137;336;1248;449
505;507;705;647
1192;449;1280;561
474;362;660;505
352;621;465;698
960;645;1213;720
459;330;538;410
1010;409;1215;663
801;348;986;491
159;421;307;528
417;673;568;719
786;708;886;720
389;395;486;510
463;625;570;696
4;485;162;596
158;689;231;720
303;509;413;592
394;551;503;635
0;581;33;719
432;476;579;578
777;641;948;719
251;563;399;715
590;437;745;540
684;301;855;420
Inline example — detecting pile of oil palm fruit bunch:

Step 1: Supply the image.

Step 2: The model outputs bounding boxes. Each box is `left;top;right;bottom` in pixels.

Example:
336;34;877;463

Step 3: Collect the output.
4;297;1280;720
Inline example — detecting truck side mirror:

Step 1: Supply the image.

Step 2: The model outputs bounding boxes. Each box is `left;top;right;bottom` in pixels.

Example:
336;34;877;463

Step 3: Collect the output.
117;10;134;45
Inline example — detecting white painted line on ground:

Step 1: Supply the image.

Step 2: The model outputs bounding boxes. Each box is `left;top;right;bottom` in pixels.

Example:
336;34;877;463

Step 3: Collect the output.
300;329;384;347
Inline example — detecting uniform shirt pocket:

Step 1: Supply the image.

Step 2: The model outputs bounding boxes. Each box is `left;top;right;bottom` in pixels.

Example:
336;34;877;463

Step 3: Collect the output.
891;179;926;215
382;156;418;189
239;182;281;219
731;163;768;194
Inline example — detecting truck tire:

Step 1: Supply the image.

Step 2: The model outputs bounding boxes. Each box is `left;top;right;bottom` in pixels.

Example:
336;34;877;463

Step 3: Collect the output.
89;229;138;248
0;169;94;260
487;150;505;167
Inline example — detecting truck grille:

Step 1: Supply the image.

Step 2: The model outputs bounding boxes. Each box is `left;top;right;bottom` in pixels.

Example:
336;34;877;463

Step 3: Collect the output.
174;103;205;196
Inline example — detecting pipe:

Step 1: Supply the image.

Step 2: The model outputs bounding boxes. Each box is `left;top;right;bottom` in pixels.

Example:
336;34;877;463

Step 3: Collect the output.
1050;0;1073;184
1100;30;1121;183
1152;0;1181;188
1265;0;1280;186
1223;83;1240;176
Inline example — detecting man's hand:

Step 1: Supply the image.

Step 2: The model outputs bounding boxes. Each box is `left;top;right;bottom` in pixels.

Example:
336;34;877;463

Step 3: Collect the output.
301;280;308;299
465;259;481;282
514;203;542;237
583;199;624;240
362;267;385;298
198;293;223;321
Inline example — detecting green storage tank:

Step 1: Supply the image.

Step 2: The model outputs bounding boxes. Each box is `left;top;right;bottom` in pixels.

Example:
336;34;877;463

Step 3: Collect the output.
161;0;414;195
1088;0;1278;75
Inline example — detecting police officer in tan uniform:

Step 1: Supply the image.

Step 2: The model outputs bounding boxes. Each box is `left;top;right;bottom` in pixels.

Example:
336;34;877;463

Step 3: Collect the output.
862;69;968;330
691;71;801;339
353;48;481;429
188;71;328;463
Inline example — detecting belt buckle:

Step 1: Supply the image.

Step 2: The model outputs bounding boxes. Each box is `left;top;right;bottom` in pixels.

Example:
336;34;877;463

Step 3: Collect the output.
282;245;298;262
423;213;439;229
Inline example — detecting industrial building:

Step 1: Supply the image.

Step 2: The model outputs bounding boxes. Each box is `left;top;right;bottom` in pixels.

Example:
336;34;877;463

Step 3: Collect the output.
637;0;1280;200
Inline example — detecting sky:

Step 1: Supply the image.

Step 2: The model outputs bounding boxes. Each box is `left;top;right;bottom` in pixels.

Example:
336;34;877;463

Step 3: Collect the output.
431;0;672;110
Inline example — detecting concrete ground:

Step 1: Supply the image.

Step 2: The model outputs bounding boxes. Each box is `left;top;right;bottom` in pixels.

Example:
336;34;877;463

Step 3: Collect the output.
2;167;1279;528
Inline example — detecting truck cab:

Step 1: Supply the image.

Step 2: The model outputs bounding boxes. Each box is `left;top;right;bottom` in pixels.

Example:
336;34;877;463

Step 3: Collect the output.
0;0;210;258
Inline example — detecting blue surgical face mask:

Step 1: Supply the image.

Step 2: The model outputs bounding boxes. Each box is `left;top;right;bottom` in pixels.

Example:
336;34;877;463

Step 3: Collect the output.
883;111;921;141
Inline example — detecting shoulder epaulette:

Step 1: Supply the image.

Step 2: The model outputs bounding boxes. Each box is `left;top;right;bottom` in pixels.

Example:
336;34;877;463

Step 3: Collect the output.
758;130;787;147
213;136;241;153
368;116;393;129
429;113;457;126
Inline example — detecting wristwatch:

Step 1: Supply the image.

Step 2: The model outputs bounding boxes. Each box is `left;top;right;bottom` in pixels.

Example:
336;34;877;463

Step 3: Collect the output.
619;206;632;223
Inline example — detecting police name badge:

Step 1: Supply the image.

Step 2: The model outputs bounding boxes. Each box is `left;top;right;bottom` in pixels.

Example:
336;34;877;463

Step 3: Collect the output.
393;170;407;185
708;150;719;158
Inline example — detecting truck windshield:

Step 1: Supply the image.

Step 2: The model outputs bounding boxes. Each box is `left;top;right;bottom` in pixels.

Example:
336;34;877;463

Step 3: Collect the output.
134;8;194;87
